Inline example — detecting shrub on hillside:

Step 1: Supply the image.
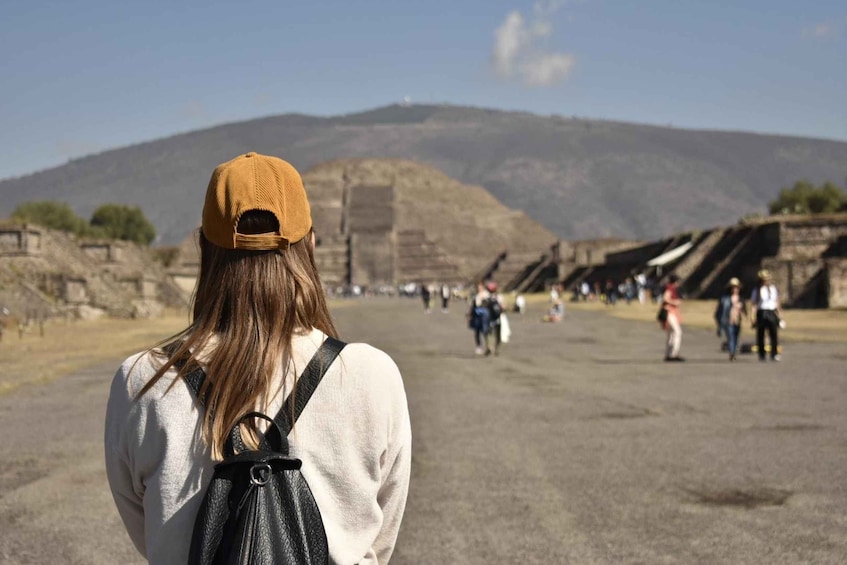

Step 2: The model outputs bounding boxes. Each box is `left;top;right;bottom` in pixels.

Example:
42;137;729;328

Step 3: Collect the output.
10;200;157;244
11;201;93;235
90;204;156;245
769;181;847;215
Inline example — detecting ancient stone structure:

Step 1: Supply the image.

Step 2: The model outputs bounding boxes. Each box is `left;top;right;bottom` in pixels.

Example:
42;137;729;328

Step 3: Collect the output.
305;160;557;290
0;223;186;320
827;259;847;308
62;276;89;304
81;240;126;263
0;224;42;256
556;239;642;290
552;213;847;308
758;215;847;308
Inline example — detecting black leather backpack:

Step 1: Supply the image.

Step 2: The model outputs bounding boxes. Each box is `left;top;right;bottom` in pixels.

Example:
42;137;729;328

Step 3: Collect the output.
176;337;346;565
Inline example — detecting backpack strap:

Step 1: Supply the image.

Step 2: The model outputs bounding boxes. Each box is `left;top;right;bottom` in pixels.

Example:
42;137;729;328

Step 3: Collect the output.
169;337;346;450
162;341;208;403
272;336;346;436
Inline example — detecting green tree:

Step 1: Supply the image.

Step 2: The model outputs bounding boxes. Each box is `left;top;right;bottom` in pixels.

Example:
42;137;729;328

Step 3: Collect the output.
11;201;90;234
769;180;847;215
807;181;846;214
90;204;156;245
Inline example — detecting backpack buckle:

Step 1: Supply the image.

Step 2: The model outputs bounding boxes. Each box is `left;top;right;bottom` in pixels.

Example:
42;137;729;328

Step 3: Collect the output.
249;463;273;486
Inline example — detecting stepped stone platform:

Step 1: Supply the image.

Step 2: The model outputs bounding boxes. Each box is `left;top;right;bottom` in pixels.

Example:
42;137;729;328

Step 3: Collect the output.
550;214;847;309
0;222;186;320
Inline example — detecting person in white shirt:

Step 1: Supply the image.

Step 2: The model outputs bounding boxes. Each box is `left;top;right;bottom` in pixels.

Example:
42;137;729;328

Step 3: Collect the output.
104;153;412;565
750;269;782;362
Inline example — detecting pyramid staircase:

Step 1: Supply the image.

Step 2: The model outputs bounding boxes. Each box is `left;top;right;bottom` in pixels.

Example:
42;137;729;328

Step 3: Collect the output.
683;227;755;298
673;229;726;284
395;230;460;283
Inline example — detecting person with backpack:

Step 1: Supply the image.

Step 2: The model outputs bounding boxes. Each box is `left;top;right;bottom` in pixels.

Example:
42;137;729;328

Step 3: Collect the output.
484;280;506;356
751;269;783;362
104;153;412;565
467;280;493;355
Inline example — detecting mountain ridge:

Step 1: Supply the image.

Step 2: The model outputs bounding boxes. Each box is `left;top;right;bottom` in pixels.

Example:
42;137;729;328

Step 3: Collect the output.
2;103;846;244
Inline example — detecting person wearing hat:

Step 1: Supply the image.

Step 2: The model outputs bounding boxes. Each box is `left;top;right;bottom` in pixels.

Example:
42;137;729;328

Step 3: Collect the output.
105;153;412;564
751;268;783;361
723;277;748;361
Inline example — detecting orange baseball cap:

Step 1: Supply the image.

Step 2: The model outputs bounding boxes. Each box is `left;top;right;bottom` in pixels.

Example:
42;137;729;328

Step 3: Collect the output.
202;152;312;250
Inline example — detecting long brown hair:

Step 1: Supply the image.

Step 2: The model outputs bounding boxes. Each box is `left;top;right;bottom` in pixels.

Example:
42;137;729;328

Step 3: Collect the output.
138;211;337;459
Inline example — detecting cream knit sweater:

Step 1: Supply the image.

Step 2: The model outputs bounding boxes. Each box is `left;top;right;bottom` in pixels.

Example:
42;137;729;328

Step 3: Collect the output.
104;329;411;565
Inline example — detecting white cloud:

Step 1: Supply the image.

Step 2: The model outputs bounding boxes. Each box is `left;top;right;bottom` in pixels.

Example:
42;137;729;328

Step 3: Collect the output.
534;0;568;17
492;5;576;87
522;53;576;86
802;21;840;38
493;11;529;78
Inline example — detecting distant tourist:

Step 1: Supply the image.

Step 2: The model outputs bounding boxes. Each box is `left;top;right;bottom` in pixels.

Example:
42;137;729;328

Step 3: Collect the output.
467;281;492;355
440;282;451;313
421;283;432;314
485;281;507;356
659;274;684;362
580;281;591;302
467;280;505;356
514;293;526;314
544;300;564;323
635;272;647;304
717;277;748;361
623;277;636;304
715;286;732;349
751;269;783;361
550;284;560;304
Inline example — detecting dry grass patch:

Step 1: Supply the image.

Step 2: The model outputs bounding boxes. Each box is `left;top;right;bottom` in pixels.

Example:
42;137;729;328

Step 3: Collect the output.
0;311;190;395
0;300;355;395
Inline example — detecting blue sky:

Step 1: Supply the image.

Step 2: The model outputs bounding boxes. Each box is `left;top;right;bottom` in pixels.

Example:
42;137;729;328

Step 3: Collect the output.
1;0;845;180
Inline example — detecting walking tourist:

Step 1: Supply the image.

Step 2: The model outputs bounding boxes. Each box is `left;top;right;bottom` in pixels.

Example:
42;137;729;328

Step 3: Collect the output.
421;282;432;313
104;152;412;564
751;269;783;361
660;274;684;362
468;280;493;355
440;282;451;312
485;281;506;356
721;277;748;361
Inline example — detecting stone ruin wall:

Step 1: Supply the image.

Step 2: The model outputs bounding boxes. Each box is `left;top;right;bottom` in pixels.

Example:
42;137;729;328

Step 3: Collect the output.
0;226;42;256
776;221;847;261
827;259;847;308
556;239;642;282
0;224;186;320
761;218;847;308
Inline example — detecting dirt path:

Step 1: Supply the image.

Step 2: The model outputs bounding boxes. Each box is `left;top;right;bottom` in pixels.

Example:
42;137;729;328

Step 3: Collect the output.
1;298;846;564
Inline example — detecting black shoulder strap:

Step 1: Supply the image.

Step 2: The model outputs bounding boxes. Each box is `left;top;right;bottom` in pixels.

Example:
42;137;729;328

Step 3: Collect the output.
175;337;346;436
163;341;207;403
273;336;346;436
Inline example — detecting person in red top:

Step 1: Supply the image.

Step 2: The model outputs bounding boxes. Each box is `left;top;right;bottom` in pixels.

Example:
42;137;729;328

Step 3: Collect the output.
661;274;684;362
